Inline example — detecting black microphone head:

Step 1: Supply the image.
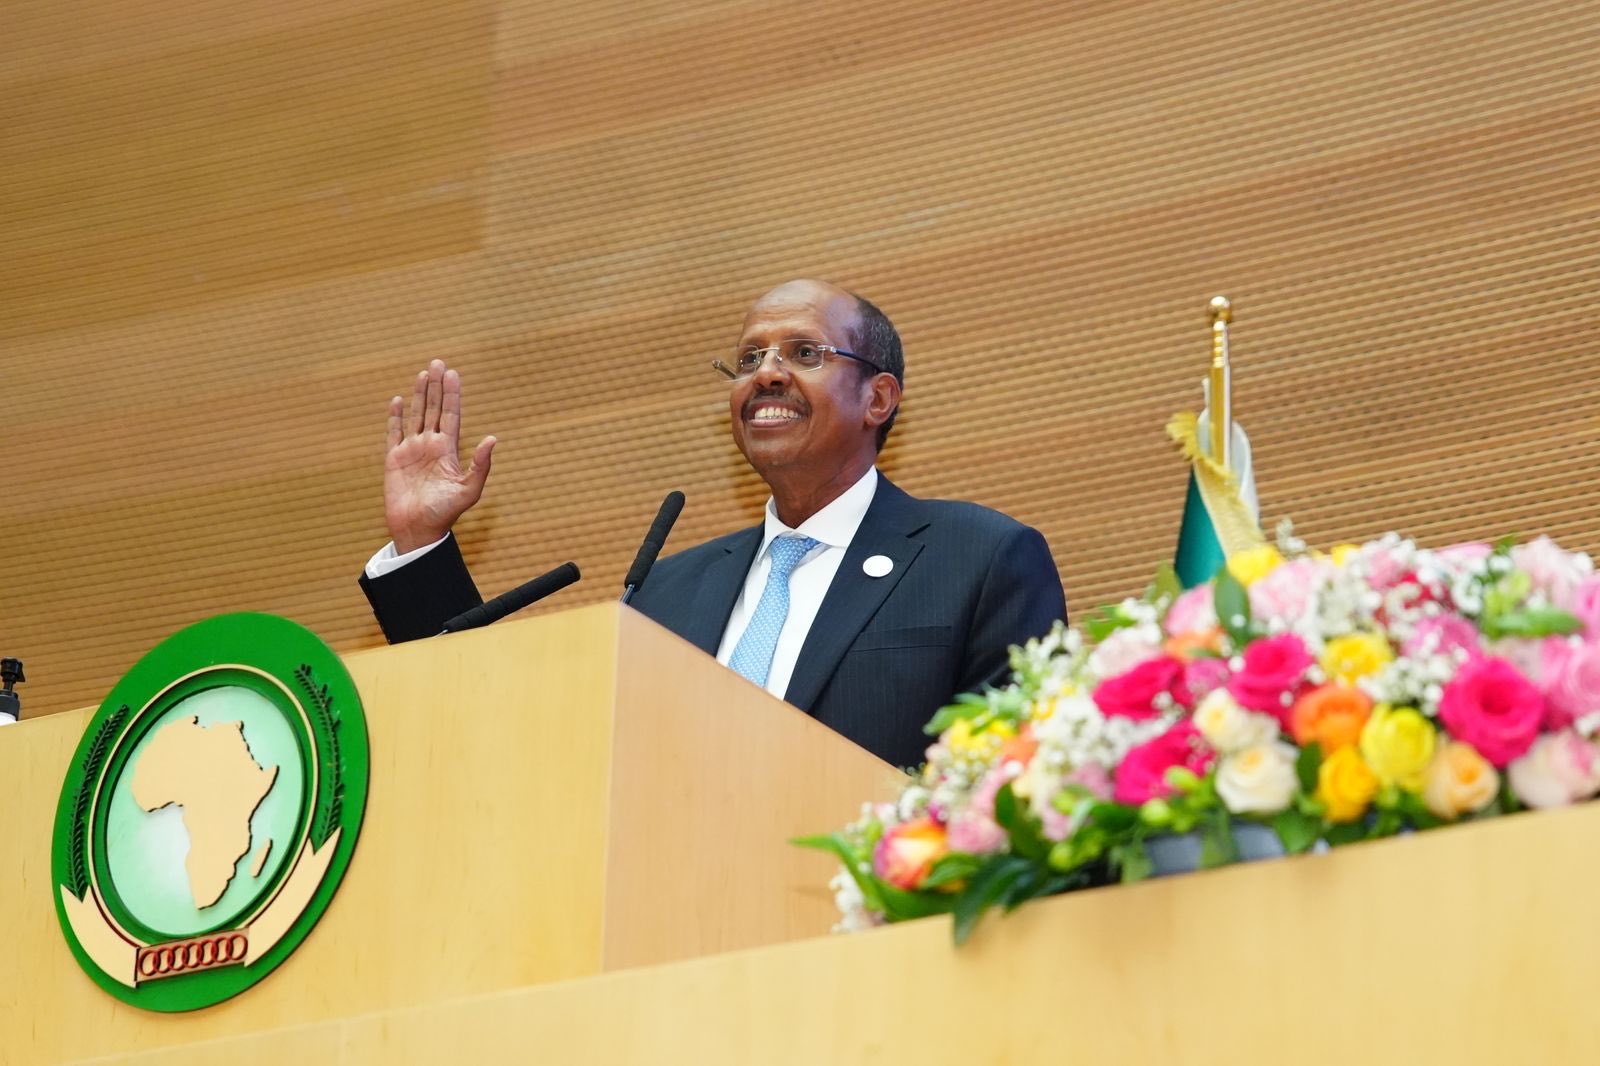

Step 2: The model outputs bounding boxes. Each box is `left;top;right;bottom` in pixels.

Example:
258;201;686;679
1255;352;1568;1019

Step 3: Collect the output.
622;491;686;593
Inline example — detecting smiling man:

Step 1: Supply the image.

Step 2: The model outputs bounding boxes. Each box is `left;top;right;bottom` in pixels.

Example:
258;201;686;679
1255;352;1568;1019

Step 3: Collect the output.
359;279;1066;768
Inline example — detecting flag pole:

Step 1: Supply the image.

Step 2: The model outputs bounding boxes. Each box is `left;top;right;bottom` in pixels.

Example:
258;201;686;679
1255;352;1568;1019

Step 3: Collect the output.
1208;296;1232;472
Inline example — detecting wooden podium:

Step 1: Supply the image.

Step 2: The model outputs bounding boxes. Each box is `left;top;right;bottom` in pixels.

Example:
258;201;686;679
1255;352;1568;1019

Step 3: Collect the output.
0;604;902;1066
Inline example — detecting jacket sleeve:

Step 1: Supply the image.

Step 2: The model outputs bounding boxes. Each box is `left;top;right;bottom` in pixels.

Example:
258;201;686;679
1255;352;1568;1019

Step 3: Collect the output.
955;523;1067;696
357;533;484;644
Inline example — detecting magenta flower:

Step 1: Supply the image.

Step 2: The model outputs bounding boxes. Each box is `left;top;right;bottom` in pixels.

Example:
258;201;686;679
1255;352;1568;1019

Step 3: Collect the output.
1437;656;1545;768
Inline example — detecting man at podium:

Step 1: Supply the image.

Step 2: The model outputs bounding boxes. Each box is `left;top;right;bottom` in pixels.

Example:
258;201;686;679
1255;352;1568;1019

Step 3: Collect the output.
359;279;1065;768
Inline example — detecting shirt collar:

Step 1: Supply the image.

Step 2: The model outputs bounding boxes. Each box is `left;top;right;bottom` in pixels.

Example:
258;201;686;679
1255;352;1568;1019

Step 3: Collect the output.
758;467;878;556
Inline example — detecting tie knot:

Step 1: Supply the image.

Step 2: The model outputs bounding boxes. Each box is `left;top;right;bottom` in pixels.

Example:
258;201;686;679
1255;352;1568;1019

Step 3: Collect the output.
767;535;818;577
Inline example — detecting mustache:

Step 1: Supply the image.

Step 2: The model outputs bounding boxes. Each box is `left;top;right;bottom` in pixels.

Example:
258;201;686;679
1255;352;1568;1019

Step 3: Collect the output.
742;390;810;418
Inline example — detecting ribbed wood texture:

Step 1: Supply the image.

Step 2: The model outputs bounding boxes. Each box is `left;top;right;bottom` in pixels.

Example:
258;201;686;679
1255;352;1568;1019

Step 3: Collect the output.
4;0;1599;720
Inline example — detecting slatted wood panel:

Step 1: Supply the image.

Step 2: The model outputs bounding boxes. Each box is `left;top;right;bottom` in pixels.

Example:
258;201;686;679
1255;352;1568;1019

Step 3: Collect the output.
4;0;1598;720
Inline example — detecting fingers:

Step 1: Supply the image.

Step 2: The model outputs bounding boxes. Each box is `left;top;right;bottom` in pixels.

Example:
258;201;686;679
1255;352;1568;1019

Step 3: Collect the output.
465;435;497;497
408;369;428;436
422;359;445;433
440;368;462;443
386;396;403;451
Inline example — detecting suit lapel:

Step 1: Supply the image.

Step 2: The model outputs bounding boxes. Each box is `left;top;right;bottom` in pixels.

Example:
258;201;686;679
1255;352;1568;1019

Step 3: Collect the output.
679;525;763;655
784;478;929;712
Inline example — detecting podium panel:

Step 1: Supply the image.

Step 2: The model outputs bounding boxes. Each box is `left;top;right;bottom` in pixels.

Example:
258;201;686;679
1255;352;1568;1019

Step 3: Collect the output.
78;800;1600;1065
0;604;900;1065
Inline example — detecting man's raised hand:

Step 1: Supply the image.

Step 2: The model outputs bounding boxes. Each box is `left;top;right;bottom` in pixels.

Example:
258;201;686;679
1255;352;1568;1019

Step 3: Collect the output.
383;359;497;555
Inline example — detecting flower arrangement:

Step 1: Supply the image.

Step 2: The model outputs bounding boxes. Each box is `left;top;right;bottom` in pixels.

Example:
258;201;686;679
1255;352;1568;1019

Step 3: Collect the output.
799;529;1600;941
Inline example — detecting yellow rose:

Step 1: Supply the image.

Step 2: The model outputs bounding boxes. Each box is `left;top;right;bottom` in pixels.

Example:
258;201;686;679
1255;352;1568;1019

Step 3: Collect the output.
943;718;1014;760
1227;545;1284;587
1422;741;1501;820
1320;632;1394;685
1359;706;1437;793
1316;746;1379;823
1329;543;1362;566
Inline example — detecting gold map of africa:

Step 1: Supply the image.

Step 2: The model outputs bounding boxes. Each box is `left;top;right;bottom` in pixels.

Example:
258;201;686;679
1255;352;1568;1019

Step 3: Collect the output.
129;716;278;908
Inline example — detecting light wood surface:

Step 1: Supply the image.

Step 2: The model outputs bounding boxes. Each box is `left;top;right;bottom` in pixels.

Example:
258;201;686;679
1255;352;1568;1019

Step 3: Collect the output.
75;798;1600;1065
7;0;1600;721
0;605;898;1066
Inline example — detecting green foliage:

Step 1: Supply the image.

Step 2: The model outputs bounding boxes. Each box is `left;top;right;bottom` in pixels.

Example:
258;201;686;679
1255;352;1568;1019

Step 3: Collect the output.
1213;567;1255;648
1198;809;1238;868
921;852;984;890
952;855;1034;944
1482;607;1582;641
1295;742;1323;795
993;784;1047;861
1271;808;1322;854
1111;840;1154;883
1147;562;1183;607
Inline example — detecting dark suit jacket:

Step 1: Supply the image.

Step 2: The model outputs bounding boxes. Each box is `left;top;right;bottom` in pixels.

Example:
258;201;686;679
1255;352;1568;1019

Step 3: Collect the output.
360;477;1066;768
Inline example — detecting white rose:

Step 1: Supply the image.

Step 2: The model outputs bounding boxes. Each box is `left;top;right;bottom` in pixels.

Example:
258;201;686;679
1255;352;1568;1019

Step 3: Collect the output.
1193;689;1280;755
1215;741;1299;814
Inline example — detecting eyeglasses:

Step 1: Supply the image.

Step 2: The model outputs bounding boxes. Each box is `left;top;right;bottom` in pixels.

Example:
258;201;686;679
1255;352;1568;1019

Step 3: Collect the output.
712;338;879;380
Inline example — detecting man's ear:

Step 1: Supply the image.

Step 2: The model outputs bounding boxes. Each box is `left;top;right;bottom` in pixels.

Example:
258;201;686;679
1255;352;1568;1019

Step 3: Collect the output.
863;372;901;430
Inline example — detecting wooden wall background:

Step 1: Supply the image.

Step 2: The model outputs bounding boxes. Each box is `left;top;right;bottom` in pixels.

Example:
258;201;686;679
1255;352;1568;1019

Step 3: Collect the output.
4;0;1598;720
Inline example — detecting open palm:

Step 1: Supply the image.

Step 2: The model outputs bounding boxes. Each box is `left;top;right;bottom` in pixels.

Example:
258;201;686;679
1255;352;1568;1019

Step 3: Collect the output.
383;359;496;554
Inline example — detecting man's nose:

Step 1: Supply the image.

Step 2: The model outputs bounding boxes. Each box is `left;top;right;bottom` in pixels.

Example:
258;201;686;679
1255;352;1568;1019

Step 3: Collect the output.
749;349;792;387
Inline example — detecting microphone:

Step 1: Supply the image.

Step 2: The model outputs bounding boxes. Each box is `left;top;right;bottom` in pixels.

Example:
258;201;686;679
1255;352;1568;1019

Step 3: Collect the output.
621;491;685;604
440;562;581;634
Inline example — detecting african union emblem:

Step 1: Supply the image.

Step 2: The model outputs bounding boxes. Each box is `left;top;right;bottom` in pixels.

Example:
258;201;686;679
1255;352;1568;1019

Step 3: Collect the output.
51;613;368;1011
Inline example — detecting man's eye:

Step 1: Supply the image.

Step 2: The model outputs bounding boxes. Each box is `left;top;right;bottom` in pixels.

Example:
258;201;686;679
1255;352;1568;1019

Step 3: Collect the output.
736;351;763;371
793;344;821;363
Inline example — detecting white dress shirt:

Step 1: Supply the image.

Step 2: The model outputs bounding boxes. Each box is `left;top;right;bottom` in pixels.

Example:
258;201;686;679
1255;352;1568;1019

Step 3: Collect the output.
365;467;880;701
713;467;877;700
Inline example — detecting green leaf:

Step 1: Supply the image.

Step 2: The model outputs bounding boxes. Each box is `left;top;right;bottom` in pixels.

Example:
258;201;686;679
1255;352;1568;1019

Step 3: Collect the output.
1323;822;1365;847
791;832;889;914
921;852;985;890
994;784;1049;861
1085;801;1140;833
923;698;983;736
951;855;1034;944
875;882;958;922
1111;840;1154;883
1295;742;1323;795
1198;810;1238;868
1270;808;1322;854
1492;533;1520;554
1370;808;1404;838
1483;607;1583;641
1213;567;1254;647
1148;562;1183;609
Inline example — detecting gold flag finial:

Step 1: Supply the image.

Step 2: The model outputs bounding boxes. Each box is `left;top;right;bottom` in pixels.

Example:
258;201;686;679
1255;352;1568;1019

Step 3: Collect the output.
1207;297;1232;470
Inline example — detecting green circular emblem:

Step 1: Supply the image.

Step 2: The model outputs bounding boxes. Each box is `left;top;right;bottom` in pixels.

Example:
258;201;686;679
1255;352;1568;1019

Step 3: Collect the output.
51;613;369;1012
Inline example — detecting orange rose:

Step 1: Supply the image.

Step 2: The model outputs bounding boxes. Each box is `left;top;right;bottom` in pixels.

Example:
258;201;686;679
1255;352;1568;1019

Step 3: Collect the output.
998;723;1039;768
1164;628;1224;663
872;817;948;890
1290;684;1373;753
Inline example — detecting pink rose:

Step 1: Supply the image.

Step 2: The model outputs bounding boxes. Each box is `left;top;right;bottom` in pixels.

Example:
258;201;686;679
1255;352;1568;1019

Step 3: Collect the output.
1435;542;1493;571
1227;634;1315;724
1093;656;1185;721
1507;731;1600;809
1063;762;1114;801
1401;614;1483;661
1512;536;1593;605
1437;656;1544;767
1112;721;1215;805
1539;638;1600;731
1247;558;1326;625
1165;585;1217;637
968;766;1012;819
1178;657;1232;709
1362;544;1412;591
1088;625;1165;677
1558;576;1600;640
946;811;1008;855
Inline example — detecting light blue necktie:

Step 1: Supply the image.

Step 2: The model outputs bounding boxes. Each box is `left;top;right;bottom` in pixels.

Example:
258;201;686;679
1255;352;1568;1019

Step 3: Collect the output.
728;534;820;687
